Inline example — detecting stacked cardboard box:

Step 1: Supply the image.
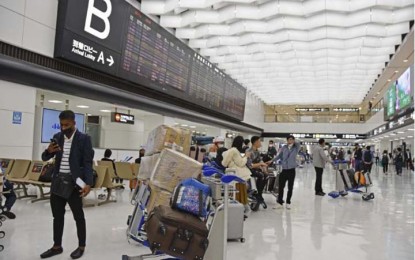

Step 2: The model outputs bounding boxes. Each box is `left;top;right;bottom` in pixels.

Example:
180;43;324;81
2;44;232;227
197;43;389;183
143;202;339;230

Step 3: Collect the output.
137;154;160;180
145;125;192;156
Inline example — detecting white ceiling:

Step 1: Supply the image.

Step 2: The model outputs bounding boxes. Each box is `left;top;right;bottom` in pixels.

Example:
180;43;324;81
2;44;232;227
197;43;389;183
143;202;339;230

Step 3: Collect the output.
140;0;414;105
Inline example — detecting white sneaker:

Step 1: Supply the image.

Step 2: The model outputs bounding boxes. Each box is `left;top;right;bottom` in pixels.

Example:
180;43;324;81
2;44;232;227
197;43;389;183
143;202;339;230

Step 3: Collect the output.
286;204;291;210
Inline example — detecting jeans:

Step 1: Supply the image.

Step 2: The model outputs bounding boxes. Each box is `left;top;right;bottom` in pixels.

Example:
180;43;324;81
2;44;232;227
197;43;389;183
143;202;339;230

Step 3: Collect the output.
51;189;86;247
314;167;324;193
3;180;16;211
396;162;403;175
251;170;267;201
277;168;296;205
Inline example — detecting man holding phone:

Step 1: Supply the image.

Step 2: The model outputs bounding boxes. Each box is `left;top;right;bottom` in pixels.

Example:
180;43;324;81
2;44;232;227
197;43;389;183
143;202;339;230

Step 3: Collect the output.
40;110;94;259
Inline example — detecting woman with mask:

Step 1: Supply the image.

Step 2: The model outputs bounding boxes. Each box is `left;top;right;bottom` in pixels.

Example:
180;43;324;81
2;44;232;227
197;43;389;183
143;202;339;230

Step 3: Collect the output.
222;136;252;214
208;136;225;159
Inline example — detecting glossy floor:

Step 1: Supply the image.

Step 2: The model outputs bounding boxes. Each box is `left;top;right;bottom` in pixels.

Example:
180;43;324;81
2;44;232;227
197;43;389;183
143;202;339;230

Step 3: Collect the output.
2;164;414;260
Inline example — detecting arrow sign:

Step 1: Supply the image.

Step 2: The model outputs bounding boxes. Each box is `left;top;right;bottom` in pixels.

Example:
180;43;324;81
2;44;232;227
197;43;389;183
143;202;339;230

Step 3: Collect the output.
106;55;114;66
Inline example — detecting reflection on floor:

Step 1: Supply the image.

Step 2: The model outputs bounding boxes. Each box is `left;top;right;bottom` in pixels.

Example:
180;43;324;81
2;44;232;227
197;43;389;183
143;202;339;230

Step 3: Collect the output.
2;164;414;260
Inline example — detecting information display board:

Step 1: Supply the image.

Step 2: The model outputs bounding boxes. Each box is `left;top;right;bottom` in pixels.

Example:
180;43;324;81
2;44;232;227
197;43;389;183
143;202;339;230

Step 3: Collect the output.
54;0;246;120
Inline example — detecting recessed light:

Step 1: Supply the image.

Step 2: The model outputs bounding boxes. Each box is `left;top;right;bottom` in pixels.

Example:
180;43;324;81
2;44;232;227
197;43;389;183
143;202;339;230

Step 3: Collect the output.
77;105;89;108
48;100;63;104
387;79;391;82
403;59;408;62
397;131;405;134
189;126;196;129
394;70;399;73
87;113;92;116
408;136;413;138
181;124;188;127
394;139;399;141
390;133;396;136
100;109;111;113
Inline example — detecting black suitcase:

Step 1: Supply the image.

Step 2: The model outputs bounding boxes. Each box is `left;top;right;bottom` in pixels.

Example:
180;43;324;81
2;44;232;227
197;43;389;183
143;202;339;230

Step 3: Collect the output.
146;205;209;260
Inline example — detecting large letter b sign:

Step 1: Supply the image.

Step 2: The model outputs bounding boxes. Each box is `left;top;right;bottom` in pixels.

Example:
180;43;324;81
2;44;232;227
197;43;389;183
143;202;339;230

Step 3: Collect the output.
84;0;112;39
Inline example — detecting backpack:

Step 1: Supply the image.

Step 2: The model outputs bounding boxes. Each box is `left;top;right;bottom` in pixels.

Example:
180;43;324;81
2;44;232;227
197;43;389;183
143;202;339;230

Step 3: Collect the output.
171;178;211;218
396;153;404;163
363;150;373;163
39;163;54;182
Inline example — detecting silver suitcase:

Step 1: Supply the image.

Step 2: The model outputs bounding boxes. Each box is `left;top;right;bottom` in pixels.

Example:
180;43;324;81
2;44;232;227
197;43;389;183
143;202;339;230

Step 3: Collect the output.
227;200;245;242
202;177;223;201
338;170;352;191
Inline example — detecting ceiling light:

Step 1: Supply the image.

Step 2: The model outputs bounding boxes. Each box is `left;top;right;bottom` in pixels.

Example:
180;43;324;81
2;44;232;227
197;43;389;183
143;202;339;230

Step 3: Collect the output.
408;129;414;131
190;126;196;128
394;139;399;141
403;59;408;62
397;131;405;134
394;70;399;73
87;113;92;116
77;105;89;108
400;137;405;139
100;109;111;113
387;79;391;82
174;123;179;125
390;133;396;136
48;100;63;104
408;136;413;138
181;124;188;127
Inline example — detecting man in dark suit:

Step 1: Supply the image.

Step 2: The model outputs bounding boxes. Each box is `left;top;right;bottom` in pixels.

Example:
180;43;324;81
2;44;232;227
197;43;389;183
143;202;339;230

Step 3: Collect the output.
40;110;93;259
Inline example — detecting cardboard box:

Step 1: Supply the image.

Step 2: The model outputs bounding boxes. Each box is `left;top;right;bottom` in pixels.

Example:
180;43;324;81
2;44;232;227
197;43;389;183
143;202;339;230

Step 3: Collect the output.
137;154;160;180
145;125;191;156
146;184;172;213
150;149;202;192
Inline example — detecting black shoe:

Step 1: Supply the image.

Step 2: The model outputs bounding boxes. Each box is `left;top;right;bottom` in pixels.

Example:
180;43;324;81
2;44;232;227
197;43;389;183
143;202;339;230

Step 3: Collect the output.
316;192;326;196
2;211;16;219
70;248;85;259
261;201;268;209
40;247;63;259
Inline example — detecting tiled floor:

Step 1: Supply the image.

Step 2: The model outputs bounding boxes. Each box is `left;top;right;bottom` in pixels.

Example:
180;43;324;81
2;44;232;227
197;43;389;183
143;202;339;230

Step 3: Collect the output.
2;164;414;260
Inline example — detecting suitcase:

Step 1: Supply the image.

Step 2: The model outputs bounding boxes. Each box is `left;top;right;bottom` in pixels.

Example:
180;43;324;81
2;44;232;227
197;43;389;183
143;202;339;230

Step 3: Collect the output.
363;172;372;185
146;205;209;260
346;169;357;187
338;170;353;190
202;177;223;201
227;200;245;242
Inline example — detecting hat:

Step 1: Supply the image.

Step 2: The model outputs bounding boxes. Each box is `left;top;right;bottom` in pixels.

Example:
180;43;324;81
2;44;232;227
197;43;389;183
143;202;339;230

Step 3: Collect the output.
214;136;225;143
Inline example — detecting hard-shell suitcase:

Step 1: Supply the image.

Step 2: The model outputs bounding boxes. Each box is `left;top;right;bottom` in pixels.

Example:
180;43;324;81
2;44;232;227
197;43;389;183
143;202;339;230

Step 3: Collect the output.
227;200;245;242
339;170;353;190
202;177;223;201
346;169;357;187
146;205;209;260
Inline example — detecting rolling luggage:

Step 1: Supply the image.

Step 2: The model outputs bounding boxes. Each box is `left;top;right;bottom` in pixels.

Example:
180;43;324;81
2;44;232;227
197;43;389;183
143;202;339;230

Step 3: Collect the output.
202;177;223;201
145;205;209;260
171;178;211;218
227;200;245;242
339;170;352;190
346;169;357;187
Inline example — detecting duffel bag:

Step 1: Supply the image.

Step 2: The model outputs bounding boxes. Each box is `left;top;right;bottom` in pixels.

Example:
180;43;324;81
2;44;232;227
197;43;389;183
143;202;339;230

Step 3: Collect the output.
146;205;209;260
171;178;211;218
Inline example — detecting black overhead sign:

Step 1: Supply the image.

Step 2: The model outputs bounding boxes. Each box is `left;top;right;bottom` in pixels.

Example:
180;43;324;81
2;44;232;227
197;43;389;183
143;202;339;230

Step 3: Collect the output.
111;112;135;125
54;0;246;121
295;108;329;112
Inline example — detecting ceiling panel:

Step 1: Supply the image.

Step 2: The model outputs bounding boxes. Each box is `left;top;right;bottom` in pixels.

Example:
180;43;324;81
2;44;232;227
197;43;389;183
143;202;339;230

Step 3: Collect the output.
141;0;414;105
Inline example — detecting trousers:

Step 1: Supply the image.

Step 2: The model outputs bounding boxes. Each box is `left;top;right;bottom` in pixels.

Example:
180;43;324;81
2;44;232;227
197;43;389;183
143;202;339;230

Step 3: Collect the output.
314;167;324;193
277;168;296;205
51;189;86;247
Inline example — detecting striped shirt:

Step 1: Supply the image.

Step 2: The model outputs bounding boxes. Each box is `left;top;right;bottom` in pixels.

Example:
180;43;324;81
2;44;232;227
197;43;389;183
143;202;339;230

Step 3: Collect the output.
59;130;76;174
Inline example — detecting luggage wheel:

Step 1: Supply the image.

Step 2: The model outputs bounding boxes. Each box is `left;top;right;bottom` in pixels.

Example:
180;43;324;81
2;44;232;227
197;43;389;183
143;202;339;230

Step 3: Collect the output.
362;195;370;201
0;231;4;239
0;245;3;252
370;193;375;199
240;238;245;243
0;216;5;222
250;201;260;212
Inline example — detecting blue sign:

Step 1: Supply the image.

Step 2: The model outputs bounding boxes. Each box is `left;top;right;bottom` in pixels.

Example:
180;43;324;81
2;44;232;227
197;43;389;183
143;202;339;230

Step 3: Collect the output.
12;111;22;124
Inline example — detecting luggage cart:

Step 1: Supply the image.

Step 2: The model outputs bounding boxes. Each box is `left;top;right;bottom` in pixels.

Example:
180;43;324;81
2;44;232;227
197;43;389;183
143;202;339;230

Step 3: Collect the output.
328;160;374;201
122;167;245;260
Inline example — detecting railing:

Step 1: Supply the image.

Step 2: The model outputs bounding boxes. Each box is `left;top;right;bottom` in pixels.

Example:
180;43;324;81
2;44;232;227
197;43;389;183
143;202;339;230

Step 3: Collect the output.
264;114;361;123
366;99;384;120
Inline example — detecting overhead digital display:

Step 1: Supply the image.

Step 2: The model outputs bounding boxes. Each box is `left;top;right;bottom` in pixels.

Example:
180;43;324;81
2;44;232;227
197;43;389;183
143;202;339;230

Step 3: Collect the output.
54;0;246;120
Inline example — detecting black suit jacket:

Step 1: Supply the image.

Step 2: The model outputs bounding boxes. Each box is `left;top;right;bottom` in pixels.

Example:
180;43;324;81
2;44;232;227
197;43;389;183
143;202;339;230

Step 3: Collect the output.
42;131;94;186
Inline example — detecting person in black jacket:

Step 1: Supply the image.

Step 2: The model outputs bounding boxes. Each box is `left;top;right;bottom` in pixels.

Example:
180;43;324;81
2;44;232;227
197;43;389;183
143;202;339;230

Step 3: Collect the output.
268;140;277;158
40;110;93;260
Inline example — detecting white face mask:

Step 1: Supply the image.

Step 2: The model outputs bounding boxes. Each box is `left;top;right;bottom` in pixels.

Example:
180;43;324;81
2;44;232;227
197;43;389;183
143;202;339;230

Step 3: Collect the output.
218;144;224;148
210;152;217;158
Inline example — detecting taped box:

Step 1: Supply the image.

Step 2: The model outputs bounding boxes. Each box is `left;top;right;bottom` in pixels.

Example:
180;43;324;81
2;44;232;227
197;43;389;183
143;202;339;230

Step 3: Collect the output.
145;125;191;156
137;154;160;180
150;148;202;192
146;184;172;213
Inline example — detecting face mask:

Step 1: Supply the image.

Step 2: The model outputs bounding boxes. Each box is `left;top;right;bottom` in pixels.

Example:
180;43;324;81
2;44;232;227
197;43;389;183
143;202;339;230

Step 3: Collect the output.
61;127;73;136
210;152;217;158
269;145;273;147
218;144;224;148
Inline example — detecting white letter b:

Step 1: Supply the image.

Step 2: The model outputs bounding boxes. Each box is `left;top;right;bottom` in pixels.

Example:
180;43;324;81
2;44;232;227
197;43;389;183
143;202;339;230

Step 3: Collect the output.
84;0;112;39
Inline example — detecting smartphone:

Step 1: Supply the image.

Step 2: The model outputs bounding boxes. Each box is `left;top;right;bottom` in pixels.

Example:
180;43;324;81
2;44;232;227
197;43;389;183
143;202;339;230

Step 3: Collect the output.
50;138;57;144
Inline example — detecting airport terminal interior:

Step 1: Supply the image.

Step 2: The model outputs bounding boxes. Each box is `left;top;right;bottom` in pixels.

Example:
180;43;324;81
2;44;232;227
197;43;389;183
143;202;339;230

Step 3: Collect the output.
0;0;414;259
